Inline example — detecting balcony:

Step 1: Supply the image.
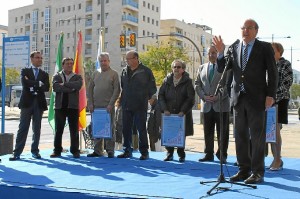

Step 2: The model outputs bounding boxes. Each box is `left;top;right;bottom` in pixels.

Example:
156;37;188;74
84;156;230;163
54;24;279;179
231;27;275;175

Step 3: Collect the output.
85;20;92;27
86;5;92;12
122;0;138;10
122;15;138;26
85;34;92;41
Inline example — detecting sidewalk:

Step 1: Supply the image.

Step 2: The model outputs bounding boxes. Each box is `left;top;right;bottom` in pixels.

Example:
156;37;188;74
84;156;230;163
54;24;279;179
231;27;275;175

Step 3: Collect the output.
2;106;300;158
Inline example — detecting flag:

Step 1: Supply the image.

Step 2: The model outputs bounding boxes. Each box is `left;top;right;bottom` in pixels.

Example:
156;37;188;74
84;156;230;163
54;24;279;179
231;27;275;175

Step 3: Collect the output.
73;31;87;131
48;32;64;131
95;29;103;69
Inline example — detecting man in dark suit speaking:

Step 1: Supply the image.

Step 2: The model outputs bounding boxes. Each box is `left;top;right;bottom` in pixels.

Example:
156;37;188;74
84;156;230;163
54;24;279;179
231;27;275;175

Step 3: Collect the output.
9;51;50;161
213;19;278;184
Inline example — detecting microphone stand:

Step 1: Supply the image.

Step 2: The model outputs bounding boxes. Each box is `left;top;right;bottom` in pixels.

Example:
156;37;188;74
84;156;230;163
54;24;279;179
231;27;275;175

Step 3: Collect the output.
200;53;256;195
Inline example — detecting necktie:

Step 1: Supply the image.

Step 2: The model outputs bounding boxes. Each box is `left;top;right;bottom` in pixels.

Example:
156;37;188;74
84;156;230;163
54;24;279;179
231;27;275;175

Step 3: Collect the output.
242;44;249;71
34;68;39;79
240;45;248;92
209;64;215;82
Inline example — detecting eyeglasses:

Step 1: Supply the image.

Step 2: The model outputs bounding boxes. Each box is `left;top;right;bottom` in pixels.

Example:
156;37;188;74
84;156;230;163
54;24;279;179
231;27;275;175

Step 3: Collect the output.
125;57;135;61
172;65;182;69
241;26;256;31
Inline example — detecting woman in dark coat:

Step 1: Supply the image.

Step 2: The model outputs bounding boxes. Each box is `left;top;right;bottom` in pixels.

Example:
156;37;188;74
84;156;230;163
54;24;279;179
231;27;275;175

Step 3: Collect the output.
158;59;195;162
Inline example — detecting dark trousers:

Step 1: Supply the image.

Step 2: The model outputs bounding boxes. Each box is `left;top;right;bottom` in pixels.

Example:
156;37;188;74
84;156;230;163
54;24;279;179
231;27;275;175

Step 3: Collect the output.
122;109;149;154
203;109;229;158
13;97;43;156
54;108;79;154
234;94;266;175
166;145;186;158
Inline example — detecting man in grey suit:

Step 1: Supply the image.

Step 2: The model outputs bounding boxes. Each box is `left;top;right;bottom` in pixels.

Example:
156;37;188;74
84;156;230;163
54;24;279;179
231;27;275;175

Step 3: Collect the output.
213;19;278;184
195;46;230;164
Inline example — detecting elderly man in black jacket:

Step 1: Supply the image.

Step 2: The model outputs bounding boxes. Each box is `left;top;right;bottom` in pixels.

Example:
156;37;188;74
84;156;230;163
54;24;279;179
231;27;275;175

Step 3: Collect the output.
118;50;157;160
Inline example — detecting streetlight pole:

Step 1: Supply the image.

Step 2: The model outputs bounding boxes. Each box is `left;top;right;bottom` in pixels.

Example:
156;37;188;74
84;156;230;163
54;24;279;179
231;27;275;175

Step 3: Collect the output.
59;15;92;57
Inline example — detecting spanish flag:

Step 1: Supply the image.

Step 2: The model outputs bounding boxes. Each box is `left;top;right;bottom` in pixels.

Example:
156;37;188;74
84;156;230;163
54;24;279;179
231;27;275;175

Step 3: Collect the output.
73;31;87;131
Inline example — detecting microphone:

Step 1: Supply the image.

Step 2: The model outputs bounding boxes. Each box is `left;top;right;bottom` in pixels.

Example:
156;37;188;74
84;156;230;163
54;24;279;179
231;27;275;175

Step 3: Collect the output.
228;39;240;53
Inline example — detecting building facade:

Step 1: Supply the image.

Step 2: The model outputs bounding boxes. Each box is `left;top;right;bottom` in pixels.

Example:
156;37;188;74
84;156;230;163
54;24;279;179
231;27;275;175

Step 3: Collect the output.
8;0;161;76
0;25;8;64
160;19;213;81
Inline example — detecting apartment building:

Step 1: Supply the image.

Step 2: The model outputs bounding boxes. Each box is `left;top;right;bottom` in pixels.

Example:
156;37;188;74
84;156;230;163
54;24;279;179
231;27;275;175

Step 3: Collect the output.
160;19;213;81
0;25;8;64
8;0;161;76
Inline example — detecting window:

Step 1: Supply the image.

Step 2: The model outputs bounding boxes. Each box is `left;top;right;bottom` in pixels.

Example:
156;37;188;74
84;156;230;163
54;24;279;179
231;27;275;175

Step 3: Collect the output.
152;19;154;24
147;17;150;23
152;5;154;10
20;28;23;33
143;1;146;7
78;3;81;9
106;0;109;3
143;30;145;36
105;27;108;33
68;6;71;12
148;3;150;9
156;7;159;12
156;20;159;26
15;17;18;23
143;16;145;22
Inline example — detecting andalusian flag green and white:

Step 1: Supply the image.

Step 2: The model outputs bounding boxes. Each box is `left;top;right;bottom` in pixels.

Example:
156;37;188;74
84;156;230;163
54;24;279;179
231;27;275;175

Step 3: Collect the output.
48;32;64;131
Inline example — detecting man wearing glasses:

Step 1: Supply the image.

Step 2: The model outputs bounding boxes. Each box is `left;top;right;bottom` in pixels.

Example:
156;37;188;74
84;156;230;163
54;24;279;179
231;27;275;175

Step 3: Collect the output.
118;50;157;160
9;51;50;161
213;19;278;184
195;46;230;164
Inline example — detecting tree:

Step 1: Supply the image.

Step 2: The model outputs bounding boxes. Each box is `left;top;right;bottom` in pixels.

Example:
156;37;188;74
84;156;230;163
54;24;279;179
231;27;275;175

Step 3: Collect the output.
84;59;96;89
139;41;190;85
290;83;300;100
0;67;21;85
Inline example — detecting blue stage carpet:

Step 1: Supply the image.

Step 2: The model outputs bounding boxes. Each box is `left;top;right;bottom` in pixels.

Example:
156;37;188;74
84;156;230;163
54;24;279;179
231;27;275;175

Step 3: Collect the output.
1;150;300;199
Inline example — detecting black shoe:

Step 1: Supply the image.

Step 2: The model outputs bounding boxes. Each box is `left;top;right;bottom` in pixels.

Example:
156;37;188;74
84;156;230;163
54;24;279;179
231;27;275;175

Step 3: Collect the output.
244;173;264;184
179;157;185;163
87;152;101;157
199;154;214;162
107;152;114;158
140;153;149;160
50;152;61;158
117;151;132;158
9;155;20;161
163;153;173;161
230;171;251;182
73;152;80;158
32;153;41;159
234;161;239;166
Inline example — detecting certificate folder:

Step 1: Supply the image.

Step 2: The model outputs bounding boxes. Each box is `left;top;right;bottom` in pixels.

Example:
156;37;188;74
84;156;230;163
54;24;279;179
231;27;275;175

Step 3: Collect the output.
266;106;277;143
161;114;185;147
91;108;112;139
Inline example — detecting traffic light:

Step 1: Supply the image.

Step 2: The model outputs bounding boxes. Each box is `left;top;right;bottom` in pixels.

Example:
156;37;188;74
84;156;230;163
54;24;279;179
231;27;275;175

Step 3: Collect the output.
120;34;126;48
129;32;136;47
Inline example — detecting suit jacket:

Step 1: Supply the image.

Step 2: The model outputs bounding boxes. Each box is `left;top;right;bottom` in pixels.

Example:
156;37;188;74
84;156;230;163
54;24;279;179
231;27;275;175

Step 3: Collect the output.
18;67;50;111
217;39;278;111
195;62;230;113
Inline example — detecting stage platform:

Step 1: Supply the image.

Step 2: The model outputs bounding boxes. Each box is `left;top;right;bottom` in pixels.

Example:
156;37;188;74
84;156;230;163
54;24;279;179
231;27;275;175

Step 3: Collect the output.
0;150;300;199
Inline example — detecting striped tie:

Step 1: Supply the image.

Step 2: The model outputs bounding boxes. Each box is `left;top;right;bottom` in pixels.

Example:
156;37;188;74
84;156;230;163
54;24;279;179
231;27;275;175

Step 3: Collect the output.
240;44;248;92
242;44;248;71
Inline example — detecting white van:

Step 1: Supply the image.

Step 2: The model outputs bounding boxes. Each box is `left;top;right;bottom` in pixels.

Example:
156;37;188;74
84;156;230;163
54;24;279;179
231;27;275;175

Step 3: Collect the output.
10;85;22;107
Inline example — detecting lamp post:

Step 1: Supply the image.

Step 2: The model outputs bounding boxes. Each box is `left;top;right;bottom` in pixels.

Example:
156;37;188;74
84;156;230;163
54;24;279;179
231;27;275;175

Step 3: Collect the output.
59;15;92;57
